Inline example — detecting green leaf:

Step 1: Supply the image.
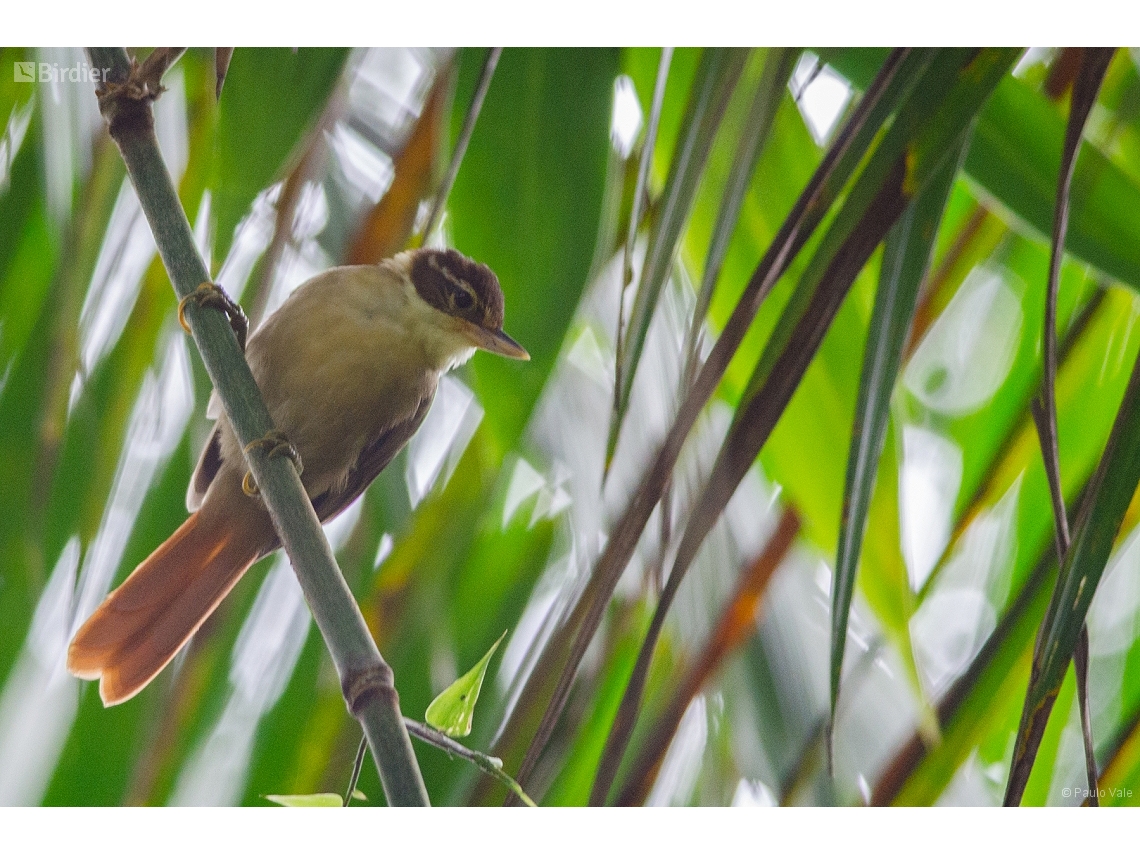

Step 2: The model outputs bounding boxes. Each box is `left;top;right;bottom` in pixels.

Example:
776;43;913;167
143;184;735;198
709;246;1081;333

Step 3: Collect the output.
827;51;1140;294
425;630;506;738
265;792;343;807
830;130;965;739
211;48;348;262
967;73;1140;291
884;284;1140;804
449;47;619;447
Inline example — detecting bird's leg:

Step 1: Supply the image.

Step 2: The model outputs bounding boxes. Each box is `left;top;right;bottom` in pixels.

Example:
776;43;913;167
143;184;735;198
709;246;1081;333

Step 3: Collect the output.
178;281;249;352
241;430;304;496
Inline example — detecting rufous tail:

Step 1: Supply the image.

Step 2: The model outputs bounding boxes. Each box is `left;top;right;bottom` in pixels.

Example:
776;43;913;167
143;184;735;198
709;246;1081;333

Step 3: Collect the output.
67;507;265;706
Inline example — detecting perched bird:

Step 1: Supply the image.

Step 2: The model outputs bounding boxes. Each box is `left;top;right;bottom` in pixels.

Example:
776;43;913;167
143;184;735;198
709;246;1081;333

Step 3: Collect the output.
67;247;528;706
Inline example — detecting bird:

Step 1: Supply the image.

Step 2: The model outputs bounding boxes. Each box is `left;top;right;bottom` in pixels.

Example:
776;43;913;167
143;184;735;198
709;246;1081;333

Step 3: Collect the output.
67;247;528;706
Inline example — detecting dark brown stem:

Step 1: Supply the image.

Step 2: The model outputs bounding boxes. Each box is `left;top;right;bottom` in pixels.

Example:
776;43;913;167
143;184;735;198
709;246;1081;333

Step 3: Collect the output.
1015;47;1115;808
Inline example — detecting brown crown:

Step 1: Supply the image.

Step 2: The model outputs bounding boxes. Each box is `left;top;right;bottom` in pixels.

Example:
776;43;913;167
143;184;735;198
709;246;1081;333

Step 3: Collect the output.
410;248;505;331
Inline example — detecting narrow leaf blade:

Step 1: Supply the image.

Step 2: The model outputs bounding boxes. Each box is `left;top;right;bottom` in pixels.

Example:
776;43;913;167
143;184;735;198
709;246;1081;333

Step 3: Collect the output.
1035;47;1116;807
449;47;618;447
1007;351;1140;804
609;47;748;463
830;131;966;737
685;48;801;368
829;52;1140;294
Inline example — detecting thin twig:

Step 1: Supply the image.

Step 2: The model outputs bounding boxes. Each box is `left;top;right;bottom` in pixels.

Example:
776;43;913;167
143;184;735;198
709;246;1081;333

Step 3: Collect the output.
138;48;186;91
402;719;537;807
681;49;799;388
611;47;673;460
247;88;343;326
344;735;368;805
420;47;501;243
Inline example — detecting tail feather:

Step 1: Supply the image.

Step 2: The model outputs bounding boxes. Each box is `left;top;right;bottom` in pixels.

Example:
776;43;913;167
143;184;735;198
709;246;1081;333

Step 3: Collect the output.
68;507;266;706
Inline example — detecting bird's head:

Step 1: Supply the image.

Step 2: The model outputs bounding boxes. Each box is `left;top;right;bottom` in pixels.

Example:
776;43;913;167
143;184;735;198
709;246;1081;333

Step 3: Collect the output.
404;248;529;362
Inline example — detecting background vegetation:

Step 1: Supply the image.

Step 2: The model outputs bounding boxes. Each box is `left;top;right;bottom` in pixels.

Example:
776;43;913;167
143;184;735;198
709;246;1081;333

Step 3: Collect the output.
3;46;1140;806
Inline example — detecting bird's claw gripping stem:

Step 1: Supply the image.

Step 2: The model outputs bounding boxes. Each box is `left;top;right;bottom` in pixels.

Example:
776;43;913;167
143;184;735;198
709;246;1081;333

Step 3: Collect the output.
178;281;249;352
241;430;304;496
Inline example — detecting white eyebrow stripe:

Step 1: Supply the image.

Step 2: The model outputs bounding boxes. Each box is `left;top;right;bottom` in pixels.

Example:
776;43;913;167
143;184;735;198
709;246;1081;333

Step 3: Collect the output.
429;255;476;294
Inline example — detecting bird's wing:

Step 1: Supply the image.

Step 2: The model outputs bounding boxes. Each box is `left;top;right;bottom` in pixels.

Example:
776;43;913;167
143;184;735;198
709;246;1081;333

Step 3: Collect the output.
188;391;434;530
186;427;223;512
310;390;435;525
187;390;227;511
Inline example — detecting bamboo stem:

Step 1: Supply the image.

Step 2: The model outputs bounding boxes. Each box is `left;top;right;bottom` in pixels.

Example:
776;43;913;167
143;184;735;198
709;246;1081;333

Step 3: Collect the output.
85;47;428;806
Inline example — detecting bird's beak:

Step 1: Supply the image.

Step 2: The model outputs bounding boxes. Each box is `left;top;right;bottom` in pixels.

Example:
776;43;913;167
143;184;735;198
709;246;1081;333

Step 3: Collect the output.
467;323;530;360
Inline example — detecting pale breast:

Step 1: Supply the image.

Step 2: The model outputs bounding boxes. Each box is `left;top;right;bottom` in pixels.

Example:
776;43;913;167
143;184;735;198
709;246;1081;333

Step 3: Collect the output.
216;265;441;499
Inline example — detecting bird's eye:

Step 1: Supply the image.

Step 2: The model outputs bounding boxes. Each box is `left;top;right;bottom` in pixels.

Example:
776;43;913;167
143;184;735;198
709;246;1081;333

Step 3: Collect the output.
450;286;475;311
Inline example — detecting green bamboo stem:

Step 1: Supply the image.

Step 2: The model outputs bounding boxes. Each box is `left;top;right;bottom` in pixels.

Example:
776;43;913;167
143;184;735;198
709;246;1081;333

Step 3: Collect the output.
85;47;428;806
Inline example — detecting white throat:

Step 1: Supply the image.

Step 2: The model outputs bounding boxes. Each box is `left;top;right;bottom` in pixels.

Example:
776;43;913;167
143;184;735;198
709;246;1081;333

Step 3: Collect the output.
400;280;477;373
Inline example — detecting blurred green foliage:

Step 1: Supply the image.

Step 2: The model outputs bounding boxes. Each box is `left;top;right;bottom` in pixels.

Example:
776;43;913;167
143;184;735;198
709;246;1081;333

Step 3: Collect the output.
2;46;1140;807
